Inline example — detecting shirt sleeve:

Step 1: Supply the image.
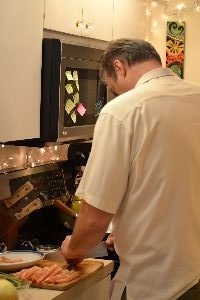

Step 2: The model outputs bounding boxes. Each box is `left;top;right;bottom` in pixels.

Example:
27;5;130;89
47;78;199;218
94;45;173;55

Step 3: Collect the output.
76;113;131;214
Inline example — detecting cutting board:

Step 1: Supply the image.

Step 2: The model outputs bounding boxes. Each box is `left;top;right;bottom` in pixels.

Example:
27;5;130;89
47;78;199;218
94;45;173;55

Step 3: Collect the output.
32;259;104;290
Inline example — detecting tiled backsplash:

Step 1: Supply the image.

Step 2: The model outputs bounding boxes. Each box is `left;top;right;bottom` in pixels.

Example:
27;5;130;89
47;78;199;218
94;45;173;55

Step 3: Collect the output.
0;144;69;173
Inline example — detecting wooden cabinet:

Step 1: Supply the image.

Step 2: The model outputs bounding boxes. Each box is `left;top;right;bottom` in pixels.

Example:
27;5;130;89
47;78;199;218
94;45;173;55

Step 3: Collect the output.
44;0;113;41
113;0;146;39
0;0;44;142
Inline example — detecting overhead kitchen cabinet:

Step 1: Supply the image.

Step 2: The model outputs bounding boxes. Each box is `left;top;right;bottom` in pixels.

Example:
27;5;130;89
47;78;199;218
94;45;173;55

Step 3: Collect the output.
0;0;44;143
113;0;146;39
44;0;113;41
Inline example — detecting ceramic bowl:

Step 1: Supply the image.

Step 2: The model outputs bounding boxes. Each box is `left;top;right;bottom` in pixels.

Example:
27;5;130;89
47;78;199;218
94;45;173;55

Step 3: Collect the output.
36;245;60;259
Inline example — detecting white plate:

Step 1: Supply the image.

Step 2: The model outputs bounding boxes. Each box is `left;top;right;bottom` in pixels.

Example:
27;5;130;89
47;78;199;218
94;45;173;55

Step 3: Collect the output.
0;251;44;271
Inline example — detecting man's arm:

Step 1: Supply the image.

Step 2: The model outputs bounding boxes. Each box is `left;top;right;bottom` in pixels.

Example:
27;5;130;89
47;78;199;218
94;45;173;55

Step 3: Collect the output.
61;200;113;261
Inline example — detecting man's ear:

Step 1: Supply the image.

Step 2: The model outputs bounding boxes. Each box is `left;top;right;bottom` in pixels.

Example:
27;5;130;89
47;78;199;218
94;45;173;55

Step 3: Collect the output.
113;59;126;77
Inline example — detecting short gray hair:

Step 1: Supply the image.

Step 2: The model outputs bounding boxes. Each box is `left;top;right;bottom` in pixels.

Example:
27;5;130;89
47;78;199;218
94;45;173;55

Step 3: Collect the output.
100;38;162;80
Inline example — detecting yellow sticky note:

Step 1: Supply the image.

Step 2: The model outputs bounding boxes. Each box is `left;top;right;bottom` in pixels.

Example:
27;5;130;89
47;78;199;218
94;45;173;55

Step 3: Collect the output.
65;71;73;80
65;84;73;94
76;81;79;91
65;99;76;114
71;111;77;123
73;71;78;81
73;92;79;104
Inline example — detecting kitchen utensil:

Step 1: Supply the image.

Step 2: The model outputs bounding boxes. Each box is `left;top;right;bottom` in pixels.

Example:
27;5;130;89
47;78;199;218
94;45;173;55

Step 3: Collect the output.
0;251;44;271
39;192;78;226
63;260;78;271
53;199;78;218
14;193;56;221
4;181;34;208
14;198;42;220
88;241;108;258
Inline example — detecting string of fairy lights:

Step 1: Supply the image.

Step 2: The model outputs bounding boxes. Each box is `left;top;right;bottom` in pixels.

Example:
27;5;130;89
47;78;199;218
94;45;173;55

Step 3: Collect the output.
146;0;200;39
0;144;68;174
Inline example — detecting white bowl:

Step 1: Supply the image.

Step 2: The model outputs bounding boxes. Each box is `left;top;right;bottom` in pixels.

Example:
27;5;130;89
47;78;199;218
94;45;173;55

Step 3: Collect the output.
36;245;60;259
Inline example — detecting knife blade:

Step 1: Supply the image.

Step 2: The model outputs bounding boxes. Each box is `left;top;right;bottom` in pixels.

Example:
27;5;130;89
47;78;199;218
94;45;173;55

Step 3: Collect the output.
87;241;108;258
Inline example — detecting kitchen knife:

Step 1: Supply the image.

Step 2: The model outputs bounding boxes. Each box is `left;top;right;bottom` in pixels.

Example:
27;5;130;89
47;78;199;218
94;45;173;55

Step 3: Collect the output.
39;193;78;218
14;194;58;221
87;241;108;258
53;199;78;218
4;181;34;208
14;198;43;220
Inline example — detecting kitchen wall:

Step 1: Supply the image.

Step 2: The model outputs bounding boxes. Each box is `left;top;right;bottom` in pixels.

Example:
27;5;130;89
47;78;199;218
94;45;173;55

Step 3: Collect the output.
148;0;200;84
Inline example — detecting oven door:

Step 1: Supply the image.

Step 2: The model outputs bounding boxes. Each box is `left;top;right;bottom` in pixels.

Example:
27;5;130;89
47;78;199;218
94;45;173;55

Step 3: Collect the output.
58;57;108;142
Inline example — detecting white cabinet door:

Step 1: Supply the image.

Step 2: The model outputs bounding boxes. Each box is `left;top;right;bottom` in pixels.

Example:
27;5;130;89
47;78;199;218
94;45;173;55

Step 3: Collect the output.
44;0;113;41
113;0;146;39
0;0;44;142
44;0;82;36
82;0;113;41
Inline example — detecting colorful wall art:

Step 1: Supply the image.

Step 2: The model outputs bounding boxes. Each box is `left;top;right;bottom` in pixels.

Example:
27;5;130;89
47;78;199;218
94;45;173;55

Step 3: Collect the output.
166;21;185;79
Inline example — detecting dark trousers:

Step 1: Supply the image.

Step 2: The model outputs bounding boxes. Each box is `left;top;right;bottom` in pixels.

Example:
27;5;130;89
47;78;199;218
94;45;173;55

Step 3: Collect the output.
177;281;200;299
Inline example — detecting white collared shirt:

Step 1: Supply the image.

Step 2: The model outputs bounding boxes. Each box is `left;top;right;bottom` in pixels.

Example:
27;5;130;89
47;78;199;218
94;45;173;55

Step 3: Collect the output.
76;68;200;299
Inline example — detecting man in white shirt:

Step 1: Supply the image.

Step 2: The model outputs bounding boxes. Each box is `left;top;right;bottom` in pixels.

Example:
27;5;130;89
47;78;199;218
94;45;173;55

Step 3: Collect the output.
61;39;200;300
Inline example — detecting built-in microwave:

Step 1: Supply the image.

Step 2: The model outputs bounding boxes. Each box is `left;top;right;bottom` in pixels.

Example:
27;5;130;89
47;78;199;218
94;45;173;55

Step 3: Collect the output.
41;38;110;143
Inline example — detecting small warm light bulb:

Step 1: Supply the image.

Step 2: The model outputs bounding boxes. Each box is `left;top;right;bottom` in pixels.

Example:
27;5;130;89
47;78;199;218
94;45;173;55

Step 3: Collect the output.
9;157;13;160
162;13;168;20
196;5;200;12
40;148;45;154
146;9;152;16
152;1;158;8
1;144;5;148
31;162;35;167
54;146;58;151
176;3;185;11
152;20;158;28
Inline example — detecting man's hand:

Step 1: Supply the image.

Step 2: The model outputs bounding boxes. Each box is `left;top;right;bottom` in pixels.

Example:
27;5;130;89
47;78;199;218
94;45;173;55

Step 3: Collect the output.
60;235;84;264
105;233;115;251
60;200;113;263
60;235;71;259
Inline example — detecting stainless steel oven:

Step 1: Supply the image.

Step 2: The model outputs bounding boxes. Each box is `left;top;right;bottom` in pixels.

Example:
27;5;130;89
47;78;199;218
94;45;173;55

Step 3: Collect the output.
41;38;111;143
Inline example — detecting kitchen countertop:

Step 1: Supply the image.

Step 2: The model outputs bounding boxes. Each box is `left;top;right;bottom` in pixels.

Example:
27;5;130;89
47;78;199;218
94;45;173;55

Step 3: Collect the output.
18;255;114;300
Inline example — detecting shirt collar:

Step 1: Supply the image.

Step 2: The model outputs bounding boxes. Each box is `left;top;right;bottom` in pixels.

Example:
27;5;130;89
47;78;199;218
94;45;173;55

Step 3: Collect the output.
135;67;178;88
